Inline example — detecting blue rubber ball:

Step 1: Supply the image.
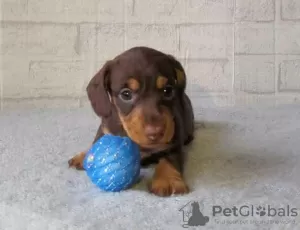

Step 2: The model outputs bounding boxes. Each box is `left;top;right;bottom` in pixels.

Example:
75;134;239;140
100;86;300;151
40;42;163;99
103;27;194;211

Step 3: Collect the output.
83;134;141;192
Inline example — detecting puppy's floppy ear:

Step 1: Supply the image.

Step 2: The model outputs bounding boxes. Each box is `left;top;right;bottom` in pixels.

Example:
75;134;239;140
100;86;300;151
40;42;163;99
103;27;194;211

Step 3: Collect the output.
167;55;186;90
86;61;112;117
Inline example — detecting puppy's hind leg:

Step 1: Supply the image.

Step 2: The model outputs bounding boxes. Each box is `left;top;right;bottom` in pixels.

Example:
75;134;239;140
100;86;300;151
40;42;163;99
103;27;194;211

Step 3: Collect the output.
68;152;87;170
68;124;106;170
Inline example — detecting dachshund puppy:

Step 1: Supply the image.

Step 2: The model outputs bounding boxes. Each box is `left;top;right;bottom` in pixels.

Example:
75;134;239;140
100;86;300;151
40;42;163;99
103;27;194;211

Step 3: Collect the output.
68;46;195;197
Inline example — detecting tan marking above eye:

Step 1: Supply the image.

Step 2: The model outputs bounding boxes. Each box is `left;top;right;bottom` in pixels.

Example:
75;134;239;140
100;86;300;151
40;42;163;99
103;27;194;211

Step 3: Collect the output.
127;78;140;91
156;76;168;89
175;69;185;86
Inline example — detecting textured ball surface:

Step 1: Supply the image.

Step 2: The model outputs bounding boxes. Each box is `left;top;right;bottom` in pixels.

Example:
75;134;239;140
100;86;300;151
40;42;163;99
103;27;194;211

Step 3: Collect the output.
83;134;141;192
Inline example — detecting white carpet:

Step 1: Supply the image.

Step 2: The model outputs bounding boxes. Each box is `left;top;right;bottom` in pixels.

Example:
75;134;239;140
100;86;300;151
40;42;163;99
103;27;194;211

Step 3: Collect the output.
0;104;300;230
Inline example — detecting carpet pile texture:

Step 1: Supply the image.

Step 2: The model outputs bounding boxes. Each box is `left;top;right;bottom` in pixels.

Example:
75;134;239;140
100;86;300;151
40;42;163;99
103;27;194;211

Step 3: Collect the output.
0;104;299;229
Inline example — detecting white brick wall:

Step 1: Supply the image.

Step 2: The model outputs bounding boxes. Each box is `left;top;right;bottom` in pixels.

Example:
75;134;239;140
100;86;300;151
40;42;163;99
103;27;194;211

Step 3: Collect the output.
281;0;300;20
235;23;274;54
235;55;275;93
279;59;300;92
235;0;275;22
1;0;300;110
179;24;233;59
1;22;79;57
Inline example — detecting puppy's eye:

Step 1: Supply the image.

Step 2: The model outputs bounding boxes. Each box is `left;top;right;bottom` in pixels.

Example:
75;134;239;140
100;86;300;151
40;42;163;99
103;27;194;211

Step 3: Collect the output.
163;85;174;100
119;88;133;101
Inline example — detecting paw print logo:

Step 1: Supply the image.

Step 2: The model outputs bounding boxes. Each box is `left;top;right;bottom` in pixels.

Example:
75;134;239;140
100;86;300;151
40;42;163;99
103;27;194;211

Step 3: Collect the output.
256;206;266;216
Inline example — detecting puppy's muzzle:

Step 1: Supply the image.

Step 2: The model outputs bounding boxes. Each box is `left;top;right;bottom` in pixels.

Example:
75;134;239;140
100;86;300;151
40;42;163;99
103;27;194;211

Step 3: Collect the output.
144;124;165;142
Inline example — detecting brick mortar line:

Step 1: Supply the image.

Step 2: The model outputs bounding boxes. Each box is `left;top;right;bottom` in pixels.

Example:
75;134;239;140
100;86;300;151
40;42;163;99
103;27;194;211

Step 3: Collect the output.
4;93;299;101
0;58;2;110
281;18;300;22
175;24;181;57
0;26;2;110
181;58;230;62
233;0;236;94
237;90;276;95
1;18;281;23
274;0;278;94
123;0;128;50
235;53;275;56
3;20;300;28
234;20;276;23
0;20;234;26
2;96;82;101
279;0;283;21
0;20;76;26
272;0;276;22
234;21;276;26
27;60;84;64
6;20;300;29
235;53;300;56
278;89;300;93
17;58;233;63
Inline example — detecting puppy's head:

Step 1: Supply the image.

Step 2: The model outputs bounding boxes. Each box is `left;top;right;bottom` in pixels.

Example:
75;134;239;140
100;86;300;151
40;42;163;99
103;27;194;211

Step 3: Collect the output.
87;47;186;149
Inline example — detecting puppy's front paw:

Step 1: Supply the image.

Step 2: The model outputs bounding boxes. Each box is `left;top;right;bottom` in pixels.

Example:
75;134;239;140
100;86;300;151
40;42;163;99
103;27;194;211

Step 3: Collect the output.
149;176;189;197
149;158;189;197
68;152;86;170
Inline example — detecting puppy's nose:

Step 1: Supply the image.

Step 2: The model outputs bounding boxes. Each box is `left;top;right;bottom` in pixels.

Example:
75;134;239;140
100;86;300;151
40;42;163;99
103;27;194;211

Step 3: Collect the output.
145;125;164;141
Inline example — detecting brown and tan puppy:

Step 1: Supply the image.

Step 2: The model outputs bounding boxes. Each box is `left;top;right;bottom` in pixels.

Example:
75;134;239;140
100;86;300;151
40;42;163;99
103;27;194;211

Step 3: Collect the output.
68;46;195;197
